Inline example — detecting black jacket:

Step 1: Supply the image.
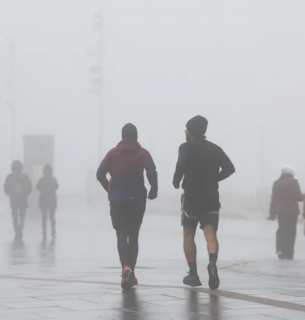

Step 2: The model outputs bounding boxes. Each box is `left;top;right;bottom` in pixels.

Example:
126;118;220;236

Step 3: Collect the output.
4;173;32;209
37;177;59;210
173;138;235;206
270;174;303;219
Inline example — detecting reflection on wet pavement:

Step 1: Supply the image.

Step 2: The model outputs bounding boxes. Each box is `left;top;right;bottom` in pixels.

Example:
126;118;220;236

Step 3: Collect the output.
9;240;27;266
122;290;140;320
0;206;304;319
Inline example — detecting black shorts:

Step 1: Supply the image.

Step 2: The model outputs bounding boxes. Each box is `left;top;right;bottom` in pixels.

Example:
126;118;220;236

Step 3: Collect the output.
181;193;219;231
110;200;146;231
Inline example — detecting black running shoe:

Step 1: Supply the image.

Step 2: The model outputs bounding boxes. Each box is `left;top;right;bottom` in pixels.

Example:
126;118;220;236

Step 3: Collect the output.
183;273;202;287
208;263;220;290
278;252;284;260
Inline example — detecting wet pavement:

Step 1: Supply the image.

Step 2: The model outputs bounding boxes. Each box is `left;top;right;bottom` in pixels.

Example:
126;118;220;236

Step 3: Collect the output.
0;202;304;319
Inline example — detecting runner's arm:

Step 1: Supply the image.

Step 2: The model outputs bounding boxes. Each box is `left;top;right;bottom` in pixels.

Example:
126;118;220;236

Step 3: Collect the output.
96;152;111;193
144;151;158;200
173;144;187;189
218;148;235;182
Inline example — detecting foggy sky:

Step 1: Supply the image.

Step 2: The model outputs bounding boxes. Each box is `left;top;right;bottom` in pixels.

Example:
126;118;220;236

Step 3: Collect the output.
1;0;305;195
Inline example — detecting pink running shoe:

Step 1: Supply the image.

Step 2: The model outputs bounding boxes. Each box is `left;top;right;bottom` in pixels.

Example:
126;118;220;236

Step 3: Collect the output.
130;275;138;287
121;266;132;290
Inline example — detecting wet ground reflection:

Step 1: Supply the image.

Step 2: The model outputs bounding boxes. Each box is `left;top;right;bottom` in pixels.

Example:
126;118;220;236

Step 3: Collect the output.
209;294;221;320
122;289;140;320
39;241;56;266
9;240;26;265
187;290;221;320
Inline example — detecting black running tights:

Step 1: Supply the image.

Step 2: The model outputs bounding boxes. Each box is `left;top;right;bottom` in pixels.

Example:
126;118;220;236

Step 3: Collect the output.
116;225;141;272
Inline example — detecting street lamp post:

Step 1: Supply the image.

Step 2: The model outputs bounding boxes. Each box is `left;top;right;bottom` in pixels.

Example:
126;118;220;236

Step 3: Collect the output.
90;10;103;160
260;126;265;189
6;35;16;161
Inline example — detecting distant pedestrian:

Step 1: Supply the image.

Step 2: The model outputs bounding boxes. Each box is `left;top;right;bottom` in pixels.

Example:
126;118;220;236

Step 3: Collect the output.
4;161;32;240
173;116;235;289
97;123;158;290
37;164;59;243
269;166;304;260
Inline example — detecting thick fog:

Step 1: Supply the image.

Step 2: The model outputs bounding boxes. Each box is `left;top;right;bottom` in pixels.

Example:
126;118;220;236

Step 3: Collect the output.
1;0;305;209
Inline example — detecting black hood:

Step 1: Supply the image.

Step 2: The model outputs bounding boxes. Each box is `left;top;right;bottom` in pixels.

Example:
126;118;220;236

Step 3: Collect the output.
122;123;138;141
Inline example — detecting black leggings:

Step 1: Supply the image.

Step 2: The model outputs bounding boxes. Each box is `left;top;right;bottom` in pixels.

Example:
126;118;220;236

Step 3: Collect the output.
116;225;141;271
110;200;145;272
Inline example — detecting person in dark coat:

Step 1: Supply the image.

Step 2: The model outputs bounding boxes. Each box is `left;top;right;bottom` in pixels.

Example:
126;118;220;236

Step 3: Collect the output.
269;166;304;260
37;164;59;242
173;116;235;290
96;123;158;290
4;160;32;240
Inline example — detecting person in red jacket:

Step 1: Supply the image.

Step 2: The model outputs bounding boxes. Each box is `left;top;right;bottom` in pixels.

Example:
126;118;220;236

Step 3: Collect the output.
96;124;158;290
269;166;304;260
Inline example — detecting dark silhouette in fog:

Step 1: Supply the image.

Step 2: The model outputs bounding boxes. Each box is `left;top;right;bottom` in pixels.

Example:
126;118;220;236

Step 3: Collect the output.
97;123;158;290
4;161;32;240
173;116;235;289
37;164;59;243
269;166;304;260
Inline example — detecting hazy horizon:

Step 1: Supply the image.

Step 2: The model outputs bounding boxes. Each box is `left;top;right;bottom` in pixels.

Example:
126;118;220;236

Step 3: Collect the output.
1;0;305;196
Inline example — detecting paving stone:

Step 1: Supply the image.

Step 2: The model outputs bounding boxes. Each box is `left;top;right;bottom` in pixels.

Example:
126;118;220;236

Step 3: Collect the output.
0;208;304;319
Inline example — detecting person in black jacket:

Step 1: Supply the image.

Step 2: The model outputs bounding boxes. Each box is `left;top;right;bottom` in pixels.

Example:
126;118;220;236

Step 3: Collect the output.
37;164;59;243
173;116;235;289
97;124;158;290
269;166;304;260
4;160;32;240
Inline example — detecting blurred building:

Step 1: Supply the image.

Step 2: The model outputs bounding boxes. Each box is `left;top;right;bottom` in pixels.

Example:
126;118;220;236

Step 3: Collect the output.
23;135;54;212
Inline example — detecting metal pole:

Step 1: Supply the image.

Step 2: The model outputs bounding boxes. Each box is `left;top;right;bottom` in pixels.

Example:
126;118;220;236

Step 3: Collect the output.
260;126;265;189
97;13;103;160
7;36;15;161
93;10;103;160
259;125;267;216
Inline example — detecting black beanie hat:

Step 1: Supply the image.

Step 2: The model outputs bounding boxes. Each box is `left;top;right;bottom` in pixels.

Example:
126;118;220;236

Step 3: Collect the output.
122;123;138;141
11;160;23;173
186;116;208;138
43;164;53;177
